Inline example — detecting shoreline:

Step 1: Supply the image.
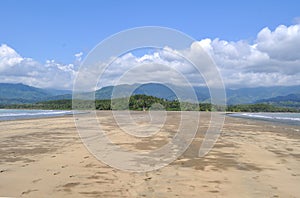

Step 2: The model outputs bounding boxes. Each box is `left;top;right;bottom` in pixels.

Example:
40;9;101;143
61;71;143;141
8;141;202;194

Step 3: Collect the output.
0;109;74;122
227;112;300;126
1;109;299;125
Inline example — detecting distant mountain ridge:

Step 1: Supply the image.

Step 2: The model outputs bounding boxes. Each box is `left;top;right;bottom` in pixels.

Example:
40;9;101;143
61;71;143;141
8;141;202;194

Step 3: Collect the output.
94;83;209;101
93;84;300;106
0;83;71;104
255;93;300;109
226;86;300;104
0;83;300;107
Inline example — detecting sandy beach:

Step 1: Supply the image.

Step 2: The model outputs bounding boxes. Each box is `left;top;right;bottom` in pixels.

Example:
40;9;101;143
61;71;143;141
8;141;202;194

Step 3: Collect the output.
0;111;300;197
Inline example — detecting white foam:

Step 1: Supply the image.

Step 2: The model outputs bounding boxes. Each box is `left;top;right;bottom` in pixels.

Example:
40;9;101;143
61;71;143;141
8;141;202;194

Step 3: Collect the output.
239;113;300;123
0;110;72;118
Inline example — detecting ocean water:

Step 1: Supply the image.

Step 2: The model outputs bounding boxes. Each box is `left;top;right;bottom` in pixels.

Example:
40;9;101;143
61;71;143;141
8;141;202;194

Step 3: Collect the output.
229;112;300;126
0;109;73;121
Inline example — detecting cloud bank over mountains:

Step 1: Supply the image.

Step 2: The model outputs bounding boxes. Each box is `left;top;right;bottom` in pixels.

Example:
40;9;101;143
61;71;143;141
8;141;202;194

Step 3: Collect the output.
0;44;77;89
1;23;300;89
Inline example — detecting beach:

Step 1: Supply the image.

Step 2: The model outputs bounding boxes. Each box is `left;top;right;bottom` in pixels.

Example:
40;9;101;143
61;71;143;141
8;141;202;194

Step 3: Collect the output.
0;111;300;197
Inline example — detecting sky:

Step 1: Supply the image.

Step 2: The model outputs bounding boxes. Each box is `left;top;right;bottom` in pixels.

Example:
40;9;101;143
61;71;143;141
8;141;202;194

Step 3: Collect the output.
0;0;300;89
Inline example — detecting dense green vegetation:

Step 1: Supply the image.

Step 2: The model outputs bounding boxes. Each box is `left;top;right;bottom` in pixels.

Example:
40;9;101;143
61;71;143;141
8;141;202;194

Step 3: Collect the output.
2;83;300;107
0;100;72;110
1;94;298;112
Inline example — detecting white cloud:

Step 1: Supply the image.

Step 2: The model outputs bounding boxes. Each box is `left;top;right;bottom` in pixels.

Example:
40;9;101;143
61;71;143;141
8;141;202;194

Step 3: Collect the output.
0;44;23;71
74;52;83;62
197;24;300;87
1;23;300;89
73;24;300;90
0;44;78;89
98;25;300;89
96;48;205;89
256;24;300;61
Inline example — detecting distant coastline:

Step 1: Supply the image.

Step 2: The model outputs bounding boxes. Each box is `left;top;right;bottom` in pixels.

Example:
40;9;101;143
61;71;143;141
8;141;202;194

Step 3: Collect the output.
0;109;73;121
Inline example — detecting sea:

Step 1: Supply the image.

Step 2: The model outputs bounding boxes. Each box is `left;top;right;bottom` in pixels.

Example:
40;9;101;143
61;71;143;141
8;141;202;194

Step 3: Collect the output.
228;112;300;126
0;109;73;121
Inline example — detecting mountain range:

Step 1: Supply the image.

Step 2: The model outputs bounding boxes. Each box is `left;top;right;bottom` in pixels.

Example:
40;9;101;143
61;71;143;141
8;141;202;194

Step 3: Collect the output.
0;83;299;108
0;83;71;104
256;94;300;109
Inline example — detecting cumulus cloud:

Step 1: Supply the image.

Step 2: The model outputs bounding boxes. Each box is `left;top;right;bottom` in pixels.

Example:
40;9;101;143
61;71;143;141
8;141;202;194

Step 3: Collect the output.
0;44;77;89
197;24;300;87
0;44;23;71
1;23;300;89
96;24;300;89
96;48;206;89
256;24;300;61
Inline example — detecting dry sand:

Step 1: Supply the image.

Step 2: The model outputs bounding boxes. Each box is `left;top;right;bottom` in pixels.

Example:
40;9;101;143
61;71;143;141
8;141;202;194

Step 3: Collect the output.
0;111;300;197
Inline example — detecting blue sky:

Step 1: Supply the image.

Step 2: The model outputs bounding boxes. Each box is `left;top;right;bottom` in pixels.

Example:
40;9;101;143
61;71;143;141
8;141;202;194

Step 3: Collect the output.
1;0;299;63
0;0;300;89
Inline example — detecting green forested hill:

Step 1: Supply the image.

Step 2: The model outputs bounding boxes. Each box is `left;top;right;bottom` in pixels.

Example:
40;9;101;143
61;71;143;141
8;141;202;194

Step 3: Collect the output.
0;83;50;102
0;83;70;104
226;86;300;104
1;83;300;107
255;94;300;109
3;94;298;112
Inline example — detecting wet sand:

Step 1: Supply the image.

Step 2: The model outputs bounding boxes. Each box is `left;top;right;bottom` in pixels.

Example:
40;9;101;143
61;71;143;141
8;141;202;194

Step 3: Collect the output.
0;111;300;197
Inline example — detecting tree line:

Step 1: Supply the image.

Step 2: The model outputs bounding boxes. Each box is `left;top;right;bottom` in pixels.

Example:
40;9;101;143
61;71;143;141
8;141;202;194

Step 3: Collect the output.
1;94;299;112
